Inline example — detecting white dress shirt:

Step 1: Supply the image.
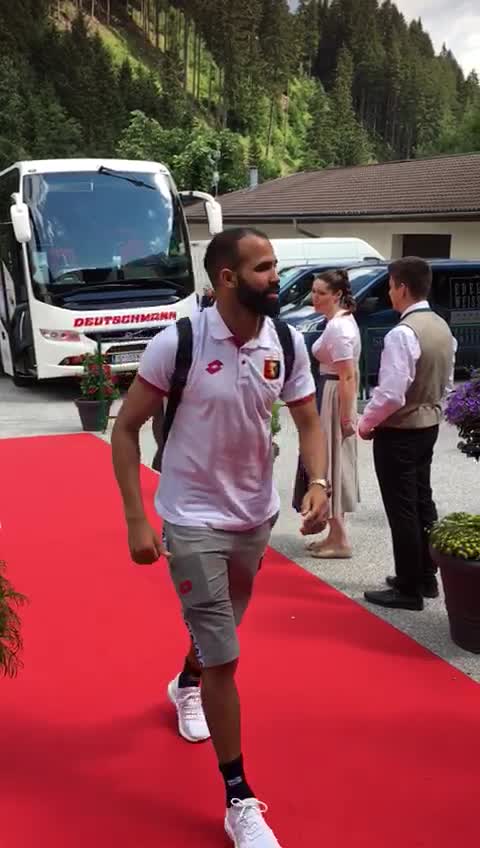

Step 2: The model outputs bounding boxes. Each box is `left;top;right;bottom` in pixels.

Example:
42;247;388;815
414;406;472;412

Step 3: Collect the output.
359;301;457;433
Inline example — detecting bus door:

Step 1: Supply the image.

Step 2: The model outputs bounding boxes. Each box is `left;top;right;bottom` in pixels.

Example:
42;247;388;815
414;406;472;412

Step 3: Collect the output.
0;168;21;375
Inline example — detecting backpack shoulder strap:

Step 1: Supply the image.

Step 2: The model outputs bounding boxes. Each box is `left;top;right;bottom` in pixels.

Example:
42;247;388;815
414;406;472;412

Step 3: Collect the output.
162;317;193;444
272;318;295;385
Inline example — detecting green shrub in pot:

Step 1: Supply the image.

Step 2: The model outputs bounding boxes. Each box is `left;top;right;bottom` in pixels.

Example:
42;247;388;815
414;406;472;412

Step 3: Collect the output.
430;513;480;560
429;512;480;653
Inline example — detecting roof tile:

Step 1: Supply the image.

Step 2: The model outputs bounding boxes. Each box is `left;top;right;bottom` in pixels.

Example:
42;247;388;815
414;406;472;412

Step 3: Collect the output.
188;153;480;220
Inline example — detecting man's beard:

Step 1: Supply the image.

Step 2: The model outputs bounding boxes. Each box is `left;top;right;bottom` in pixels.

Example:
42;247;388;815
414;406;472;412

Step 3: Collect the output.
236;275;280;317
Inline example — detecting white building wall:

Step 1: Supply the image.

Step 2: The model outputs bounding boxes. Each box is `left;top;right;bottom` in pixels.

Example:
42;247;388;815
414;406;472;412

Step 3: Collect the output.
187;219;480;260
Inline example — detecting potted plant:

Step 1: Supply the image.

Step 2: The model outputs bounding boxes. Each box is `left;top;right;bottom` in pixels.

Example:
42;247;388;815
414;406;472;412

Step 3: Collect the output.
271;401;282;460
429;513;480;653
75;350;120;432
444;369;480;459
0;559;27;677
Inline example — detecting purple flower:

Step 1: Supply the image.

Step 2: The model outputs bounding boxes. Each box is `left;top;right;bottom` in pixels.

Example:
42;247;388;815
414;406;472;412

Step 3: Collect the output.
445;374;480;429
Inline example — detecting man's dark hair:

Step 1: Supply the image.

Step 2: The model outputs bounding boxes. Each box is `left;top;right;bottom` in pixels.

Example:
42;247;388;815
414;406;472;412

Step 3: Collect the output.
203;226;270;287
388;256;432;300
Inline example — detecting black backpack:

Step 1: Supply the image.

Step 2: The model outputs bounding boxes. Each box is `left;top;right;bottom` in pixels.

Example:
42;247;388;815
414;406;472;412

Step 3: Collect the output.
151;317;295;471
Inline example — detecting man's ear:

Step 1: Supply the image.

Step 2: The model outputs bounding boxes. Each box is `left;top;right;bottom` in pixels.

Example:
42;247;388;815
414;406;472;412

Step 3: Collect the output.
219;267;237;290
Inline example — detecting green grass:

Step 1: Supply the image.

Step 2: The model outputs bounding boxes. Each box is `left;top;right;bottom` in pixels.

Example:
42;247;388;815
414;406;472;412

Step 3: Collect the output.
86;3;223;106
97;23;148;72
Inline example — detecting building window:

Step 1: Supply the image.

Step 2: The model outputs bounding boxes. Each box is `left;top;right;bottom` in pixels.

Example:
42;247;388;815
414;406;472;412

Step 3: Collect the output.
402;234;451;258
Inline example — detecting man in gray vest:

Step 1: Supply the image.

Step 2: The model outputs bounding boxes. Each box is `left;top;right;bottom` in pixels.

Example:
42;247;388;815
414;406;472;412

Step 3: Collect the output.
358;257;456;610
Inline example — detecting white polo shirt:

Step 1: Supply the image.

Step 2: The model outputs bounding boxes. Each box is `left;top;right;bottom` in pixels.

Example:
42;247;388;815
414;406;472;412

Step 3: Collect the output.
138;304;315;531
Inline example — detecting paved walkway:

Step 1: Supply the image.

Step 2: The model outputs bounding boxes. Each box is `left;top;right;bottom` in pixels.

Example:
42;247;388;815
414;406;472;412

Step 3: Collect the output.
1;374;478;681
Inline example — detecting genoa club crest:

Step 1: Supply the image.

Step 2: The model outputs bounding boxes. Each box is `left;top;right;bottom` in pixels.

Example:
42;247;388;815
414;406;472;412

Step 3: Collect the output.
264;358;280;380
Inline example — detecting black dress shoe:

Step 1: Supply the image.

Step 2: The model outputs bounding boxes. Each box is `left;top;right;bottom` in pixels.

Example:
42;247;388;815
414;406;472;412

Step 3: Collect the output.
386;575;439;599
364;588;424;611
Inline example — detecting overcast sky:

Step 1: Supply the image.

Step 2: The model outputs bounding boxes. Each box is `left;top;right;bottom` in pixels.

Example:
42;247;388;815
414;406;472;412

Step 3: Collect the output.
288;1;480;76
396;1;480;76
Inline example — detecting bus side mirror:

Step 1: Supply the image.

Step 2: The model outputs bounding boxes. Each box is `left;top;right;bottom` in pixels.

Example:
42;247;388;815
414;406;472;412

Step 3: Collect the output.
204;198;223;236
180;190;223;236
10;199;32;244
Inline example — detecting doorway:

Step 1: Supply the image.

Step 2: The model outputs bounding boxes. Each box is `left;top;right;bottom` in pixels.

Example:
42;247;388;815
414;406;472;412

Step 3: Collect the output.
402;234;451;258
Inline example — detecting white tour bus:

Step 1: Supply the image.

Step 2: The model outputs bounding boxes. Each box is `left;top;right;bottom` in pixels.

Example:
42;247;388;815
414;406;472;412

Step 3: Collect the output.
0;158;222;385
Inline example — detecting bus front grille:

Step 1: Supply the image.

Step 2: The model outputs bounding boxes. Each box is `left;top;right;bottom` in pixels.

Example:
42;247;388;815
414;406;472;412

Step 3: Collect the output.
84;327;163;344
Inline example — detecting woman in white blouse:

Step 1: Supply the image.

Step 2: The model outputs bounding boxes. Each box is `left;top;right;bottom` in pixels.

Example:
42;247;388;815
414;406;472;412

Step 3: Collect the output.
293;269;361;557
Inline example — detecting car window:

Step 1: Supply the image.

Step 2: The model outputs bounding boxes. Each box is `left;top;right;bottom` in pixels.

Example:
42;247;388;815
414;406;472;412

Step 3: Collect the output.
279;267;301;287
373;276;391;308
281;272;315;307
296;268;389;309
431;269;480;314
430;269;480;361
349;267;387;294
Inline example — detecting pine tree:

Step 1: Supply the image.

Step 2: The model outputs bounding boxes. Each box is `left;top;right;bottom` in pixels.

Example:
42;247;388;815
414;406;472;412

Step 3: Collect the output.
259;0;295;94
212;0;264;132
0;57;27;169
303;81;336;169
217;129;248;192
159;49;188;128
330;47;372;166
296;0;320;75
27;86;84;158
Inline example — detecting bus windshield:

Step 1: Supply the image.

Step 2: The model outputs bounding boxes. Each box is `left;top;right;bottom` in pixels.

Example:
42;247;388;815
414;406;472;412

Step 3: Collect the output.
23;169;194;302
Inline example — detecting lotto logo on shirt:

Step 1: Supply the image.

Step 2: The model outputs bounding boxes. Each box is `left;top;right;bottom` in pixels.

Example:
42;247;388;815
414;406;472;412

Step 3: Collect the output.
264;358;280;380
206;360;223;375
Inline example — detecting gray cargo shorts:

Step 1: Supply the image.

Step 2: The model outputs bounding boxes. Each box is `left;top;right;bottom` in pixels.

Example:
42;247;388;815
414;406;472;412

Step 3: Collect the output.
163;513;278;668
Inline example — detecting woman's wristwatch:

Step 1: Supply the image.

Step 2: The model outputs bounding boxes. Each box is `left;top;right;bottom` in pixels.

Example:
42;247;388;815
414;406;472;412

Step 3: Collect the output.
308;478;332;497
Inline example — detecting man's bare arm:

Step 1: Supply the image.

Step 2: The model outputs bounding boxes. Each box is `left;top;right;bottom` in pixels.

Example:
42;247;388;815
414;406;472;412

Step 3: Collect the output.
111;376;165;522
288;398;329;534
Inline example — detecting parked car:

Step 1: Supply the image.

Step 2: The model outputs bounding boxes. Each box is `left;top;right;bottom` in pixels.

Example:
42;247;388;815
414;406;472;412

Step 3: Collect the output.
278;259;384;309
281;260;480;378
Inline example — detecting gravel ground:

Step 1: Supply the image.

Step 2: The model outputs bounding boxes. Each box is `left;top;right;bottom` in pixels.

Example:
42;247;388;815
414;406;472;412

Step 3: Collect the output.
1;373;479;682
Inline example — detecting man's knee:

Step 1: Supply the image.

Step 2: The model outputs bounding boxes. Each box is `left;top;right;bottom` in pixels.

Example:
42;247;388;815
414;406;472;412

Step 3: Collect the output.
202;659;239;682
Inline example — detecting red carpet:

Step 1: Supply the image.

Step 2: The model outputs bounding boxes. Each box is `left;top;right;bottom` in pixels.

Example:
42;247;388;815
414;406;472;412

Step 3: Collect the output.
0;434;479;848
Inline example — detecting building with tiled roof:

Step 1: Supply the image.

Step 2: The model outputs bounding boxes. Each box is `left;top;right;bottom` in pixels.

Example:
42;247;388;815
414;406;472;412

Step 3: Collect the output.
187;153;480;259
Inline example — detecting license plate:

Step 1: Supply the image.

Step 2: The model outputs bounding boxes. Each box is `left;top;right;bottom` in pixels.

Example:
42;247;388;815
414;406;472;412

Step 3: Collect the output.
111;350;143;365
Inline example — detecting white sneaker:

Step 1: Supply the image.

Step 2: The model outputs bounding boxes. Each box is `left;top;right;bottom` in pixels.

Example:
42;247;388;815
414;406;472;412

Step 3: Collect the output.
225;798;282;847
167;674;210;743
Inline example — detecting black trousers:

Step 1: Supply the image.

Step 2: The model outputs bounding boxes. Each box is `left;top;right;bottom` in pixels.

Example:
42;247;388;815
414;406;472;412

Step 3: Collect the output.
373;425;439;594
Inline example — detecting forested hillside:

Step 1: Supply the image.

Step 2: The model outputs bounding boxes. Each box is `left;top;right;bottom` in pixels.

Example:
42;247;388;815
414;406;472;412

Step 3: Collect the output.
1;0;479;194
